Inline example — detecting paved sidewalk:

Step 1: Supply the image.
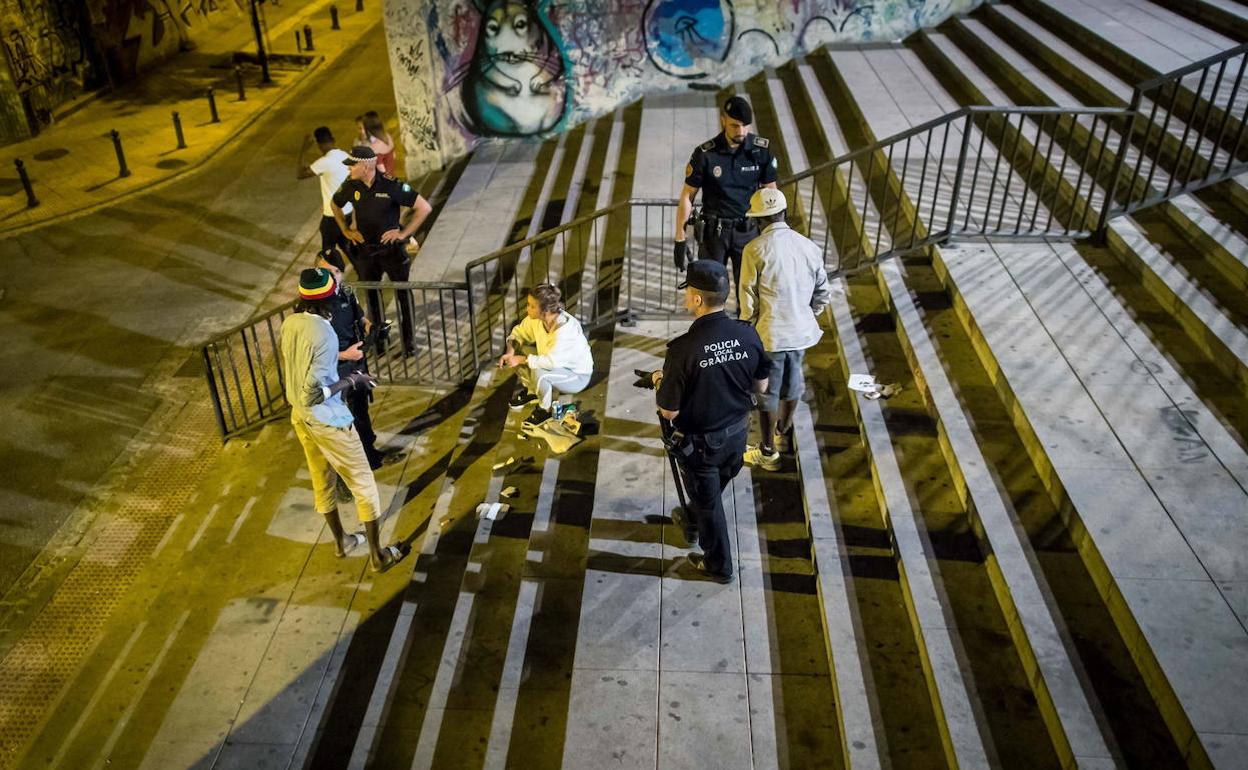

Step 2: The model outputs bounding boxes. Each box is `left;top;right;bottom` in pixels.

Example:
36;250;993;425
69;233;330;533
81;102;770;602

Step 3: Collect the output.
0;0;378;235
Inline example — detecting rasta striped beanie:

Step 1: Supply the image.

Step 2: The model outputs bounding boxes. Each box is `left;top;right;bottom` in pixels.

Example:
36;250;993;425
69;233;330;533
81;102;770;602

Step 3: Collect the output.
299;268;335;300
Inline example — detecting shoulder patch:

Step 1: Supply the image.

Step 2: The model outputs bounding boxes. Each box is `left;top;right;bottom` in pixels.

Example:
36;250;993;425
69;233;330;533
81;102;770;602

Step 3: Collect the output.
699;140;715;151
753;136;770;148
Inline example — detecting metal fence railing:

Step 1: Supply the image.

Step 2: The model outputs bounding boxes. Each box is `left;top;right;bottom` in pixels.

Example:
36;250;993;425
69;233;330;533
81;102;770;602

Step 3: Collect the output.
203;283;475;440
203;40;1248;439
1101;41;1248;223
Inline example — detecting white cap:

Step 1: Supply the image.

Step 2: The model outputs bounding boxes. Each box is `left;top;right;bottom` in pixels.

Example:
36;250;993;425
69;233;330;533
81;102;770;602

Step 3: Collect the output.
745;187;786;217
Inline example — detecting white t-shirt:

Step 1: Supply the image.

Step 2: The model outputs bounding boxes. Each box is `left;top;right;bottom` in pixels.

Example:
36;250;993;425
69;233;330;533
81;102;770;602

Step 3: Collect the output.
310;148;352;217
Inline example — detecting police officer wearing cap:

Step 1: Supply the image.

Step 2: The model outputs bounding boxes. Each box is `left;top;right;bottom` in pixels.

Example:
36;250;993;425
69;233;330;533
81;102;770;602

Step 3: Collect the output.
316;250;398;470
652;259;771;582
674;96;779;286
331;145;432;357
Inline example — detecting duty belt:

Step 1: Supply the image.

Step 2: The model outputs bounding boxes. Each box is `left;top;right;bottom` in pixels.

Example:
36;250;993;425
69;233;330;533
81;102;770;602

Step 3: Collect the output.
674;415;750;451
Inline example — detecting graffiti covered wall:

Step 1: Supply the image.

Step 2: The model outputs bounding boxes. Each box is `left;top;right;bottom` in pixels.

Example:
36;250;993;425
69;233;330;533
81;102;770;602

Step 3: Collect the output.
385;0;983;175
90;0;247;82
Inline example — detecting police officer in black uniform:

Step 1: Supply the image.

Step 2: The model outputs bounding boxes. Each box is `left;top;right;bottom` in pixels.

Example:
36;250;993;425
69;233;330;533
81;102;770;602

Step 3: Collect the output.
653;260;771;583
317;251;396;470
674;96;779;286
331;146;433;356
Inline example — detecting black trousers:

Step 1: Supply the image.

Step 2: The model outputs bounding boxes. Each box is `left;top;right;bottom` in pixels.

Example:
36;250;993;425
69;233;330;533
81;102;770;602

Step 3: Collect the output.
319;215;352;260
699;217;758;288
674;419;748;576
343;377;380;465
354;242;415;354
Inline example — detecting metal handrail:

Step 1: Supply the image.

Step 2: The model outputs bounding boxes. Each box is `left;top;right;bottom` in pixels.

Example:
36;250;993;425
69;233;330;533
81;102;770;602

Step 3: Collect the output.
203;40;1248;439
1135;41;1248;92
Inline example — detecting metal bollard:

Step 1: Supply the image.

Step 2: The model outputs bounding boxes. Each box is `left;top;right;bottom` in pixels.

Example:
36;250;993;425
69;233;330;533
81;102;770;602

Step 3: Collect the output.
14;159;38;208
355;0;362;12
303;24;314;51
110;129;131;178
294;29;302;53
330;4;340;29
172;111;186;149
207;87;220;123
235;65;246;101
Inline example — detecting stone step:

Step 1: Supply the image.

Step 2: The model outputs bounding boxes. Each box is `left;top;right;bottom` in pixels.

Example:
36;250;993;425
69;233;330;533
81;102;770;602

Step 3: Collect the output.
824;281;994;768
944;15;1248;295
1148;0;1248;41
933;240;1248;768
788;40;1125;765
981;2;1248;218
873;258;1117;767
927;19;1248;394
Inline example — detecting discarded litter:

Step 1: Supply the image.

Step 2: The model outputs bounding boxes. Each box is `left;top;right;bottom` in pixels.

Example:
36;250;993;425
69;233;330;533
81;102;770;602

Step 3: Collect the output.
501;486;518;499
849;373;902;401
848;373;878;393
476;502;510;520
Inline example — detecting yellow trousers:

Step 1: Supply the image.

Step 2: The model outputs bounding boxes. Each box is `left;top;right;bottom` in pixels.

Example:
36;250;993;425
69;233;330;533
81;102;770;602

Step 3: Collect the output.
292;416;381;522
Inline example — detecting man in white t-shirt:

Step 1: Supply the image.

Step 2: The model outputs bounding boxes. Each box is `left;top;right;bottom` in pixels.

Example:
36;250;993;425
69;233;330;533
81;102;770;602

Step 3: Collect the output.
298;126;355;266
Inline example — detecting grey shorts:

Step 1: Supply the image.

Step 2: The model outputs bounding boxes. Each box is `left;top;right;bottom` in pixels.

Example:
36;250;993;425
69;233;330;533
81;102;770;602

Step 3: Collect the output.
758;349;806;412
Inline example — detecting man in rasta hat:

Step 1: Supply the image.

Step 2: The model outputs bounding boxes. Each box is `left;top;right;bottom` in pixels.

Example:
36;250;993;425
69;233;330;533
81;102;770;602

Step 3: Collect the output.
280;267;407;572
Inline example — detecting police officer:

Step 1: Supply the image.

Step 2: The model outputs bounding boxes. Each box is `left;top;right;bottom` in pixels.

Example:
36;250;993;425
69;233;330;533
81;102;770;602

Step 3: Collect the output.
331;146;433;357
674;96;779;286
653;260;771;583
317;251;398;470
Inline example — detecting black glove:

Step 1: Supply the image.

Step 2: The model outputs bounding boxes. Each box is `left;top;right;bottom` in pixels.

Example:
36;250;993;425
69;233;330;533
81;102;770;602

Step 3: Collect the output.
632;368;659;390
673;241;688;271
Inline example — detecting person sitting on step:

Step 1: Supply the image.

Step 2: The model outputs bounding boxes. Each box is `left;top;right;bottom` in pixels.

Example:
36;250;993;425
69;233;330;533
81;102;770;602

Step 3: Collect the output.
498;283;594;426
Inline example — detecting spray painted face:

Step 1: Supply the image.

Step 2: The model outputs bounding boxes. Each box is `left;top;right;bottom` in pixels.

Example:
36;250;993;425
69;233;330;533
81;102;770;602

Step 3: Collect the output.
461;0;567;137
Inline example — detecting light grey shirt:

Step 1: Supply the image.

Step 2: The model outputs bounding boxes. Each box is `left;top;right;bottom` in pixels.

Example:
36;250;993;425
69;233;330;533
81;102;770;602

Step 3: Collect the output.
280;312;354;427
739;221;831;352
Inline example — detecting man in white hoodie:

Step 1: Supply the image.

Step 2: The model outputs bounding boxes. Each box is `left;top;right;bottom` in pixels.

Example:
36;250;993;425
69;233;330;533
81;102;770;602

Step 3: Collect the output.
498;283;595;425
738;188;831;471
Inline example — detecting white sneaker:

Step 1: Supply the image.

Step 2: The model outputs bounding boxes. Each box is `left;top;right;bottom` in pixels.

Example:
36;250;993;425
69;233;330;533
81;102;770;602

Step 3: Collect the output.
743;445;781;471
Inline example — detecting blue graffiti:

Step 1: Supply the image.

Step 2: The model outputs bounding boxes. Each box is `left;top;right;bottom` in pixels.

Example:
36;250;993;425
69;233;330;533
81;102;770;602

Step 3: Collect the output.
643;0;734;79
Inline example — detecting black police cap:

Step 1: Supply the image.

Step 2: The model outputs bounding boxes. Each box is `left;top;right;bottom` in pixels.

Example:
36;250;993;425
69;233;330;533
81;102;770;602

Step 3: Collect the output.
343;146;377;165
723;96;753;124
678;260;730;293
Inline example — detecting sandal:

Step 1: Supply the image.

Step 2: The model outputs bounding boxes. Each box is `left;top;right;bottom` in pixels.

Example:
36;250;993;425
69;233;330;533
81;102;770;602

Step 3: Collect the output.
335;531;366;558
371;544;408;573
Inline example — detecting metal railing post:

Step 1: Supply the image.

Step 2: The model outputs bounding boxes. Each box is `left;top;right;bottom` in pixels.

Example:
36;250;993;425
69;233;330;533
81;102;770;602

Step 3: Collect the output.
207;87;220;123
1095;90;1141;239
944;111;974;240
172;111;186;149
202;346;230;441
14;159;38;208
110;129;131;178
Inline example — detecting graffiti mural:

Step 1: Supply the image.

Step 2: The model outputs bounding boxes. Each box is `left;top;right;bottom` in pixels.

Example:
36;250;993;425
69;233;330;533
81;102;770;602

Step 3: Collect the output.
0;0;89;93
455;0;569;136
94;0;244;80
385;0;983;173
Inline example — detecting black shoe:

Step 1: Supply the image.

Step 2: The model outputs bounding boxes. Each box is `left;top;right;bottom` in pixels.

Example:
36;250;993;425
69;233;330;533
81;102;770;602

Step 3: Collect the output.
509;390;537;410
523;406;551;427
368;447;404;470
688;553;732;584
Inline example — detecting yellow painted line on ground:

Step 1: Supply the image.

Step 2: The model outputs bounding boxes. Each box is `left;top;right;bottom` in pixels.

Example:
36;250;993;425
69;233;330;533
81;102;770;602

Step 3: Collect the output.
49;621;148;769
226;496;261;544
151;513;185;557
187;502;223;552
93;611;192;770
